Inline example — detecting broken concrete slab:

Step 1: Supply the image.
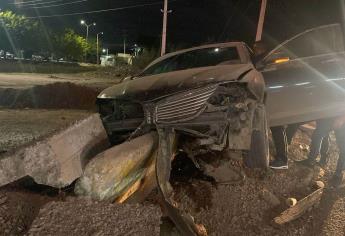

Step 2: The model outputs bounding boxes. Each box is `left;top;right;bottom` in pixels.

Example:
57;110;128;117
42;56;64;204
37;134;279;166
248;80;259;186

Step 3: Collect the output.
0;113;109;188
75;132;158;201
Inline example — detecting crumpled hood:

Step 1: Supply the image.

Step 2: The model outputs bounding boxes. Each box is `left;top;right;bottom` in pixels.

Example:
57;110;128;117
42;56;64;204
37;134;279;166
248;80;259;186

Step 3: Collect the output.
98;64;253;101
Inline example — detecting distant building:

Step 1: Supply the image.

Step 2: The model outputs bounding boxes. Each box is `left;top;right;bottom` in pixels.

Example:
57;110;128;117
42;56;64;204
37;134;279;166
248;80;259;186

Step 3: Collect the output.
117;53;133;65
100;55;115;67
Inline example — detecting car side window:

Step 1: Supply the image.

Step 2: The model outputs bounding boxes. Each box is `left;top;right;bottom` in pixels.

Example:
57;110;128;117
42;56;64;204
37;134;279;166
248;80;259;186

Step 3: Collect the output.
265;24;344;63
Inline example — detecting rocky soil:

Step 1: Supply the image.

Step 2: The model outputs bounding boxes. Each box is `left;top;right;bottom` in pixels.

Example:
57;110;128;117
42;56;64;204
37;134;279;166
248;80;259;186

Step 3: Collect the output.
0;129;345;236
1;75;345;235
171;129;345;236
28;198;161;236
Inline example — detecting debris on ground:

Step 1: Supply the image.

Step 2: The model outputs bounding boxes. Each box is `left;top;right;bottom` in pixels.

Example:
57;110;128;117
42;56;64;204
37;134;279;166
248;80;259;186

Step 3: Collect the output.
274;182;324;225
27;198;161;236
168;130;345;235
1;108;345;236
286;197;298;207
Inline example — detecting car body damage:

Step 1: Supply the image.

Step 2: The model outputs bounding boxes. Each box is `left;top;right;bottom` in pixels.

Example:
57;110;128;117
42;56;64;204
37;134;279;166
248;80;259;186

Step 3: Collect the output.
97;42;266;155
96;24;345;235
97;42;268;235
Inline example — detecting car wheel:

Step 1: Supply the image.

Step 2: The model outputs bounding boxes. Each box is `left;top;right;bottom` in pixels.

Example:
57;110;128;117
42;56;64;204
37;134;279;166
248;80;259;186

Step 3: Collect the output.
245;104;269;169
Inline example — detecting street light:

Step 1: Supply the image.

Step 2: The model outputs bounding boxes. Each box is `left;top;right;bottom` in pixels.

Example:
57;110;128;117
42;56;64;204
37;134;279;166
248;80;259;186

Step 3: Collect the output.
102;48;109;56
96;32;103;65
80;20;96;42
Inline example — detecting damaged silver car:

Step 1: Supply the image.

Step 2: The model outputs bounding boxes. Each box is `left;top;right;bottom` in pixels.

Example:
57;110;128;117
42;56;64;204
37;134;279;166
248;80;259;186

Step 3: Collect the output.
97;42;268;235
97;42;268;168
96;23;345;235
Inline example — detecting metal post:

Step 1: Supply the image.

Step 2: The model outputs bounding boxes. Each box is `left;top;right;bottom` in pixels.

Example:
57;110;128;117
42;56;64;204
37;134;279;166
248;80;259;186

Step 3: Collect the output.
161;0;168;56
255;0;267;42
86;25;89;42
339;0;345;48
96;34;99;65
124;37;126;55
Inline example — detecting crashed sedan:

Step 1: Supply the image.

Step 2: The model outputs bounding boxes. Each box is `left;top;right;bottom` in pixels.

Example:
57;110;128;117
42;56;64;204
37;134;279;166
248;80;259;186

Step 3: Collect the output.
97;42;268;168
97;42;268;235
96;24;345;235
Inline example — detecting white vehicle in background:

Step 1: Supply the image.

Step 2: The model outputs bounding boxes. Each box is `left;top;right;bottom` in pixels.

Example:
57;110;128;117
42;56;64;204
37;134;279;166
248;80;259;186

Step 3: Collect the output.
100;55;116;67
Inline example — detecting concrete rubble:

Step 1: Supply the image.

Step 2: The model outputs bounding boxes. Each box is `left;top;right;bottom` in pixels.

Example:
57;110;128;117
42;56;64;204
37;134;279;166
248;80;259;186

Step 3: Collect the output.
75;132;158;202
0;114;109;188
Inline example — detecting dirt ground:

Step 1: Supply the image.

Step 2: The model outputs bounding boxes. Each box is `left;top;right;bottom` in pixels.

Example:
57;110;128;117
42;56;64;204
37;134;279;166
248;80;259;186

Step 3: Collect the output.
0;185;55;235
0;73;118;90
28;198;161;236
171;130;345;236
0;127;345;236
1;73;345;235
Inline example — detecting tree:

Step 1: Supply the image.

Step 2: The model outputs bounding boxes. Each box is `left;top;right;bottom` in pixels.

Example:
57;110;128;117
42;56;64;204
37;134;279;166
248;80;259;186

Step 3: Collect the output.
0;11;89;61
0;11;43;57
52;29;89;61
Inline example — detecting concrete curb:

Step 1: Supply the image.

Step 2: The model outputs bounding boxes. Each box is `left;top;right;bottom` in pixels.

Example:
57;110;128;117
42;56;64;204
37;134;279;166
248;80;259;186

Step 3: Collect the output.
0;114;109;188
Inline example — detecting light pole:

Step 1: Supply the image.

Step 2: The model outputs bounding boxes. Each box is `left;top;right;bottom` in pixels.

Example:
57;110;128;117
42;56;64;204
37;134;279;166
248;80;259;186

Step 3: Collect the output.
102;48;109;56
255;0;267;42
96;32;103;65
80;20;96;42
160;0;172;56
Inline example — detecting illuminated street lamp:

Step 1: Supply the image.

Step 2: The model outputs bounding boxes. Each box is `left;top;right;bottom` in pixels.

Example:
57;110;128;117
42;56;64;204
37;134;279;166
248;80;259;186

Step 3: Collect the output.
96;32;103;65
102;48;109;56
80;20;96;42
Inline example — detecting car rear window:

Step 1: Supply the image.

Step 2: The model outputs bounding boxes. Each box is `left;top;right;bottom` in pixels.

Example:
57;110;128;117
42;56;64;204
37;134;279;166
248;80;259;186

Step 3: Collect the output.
141;46;240;77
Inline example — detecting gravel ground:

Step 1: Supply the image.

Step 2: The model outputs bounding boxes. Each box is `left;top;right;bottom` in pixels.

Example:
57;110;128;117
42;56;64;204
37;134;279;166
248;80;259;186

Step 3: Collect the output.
28;198;161;236
0;187;54;235
172;129;345;236
1;126;345;235
0;109;91;155
0;73;116;90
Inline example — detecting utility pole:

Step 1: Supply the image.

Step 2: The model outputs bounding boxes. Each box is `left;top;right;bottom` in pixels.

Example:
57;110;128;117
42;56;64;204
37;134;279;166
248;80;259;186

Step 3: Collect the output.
161;0;172;56
96;32;103;65
255;0;267;42
124;37;126;55
80;20;96;42
339;0;345;46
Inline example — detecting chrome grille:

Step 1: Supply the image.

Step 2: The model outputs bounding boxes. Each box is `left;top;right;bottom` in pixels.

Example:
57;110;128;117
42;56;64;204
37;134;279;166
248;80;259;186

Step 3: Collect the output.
155;85;218;123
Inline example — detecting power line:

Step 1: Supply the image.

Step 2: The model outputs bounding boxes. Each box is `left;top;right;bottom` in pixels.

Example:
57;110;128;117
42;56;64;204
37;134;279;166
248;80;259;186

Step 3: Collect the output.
18;0;65;7
11;0;45;5
27;0;88;9
26;1;175;19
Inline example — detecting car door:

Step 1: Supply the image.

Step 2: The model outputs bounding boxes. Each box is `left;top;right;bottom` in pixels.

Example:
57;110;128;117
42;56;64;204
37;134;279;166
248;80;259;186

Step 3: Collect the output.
259;24;345;127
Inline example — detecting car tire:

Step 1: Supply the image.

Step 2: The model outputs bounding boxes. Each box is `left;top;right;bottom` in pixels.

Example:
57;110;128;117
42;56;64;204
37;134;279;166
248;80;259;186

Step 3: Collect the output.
245;104;269;169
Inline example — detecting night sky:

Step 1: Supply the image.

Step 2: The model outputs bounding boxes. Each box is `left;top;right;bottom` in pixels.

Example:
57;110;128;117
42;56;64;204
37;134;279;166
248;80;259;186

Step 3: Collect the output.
0;0;341;52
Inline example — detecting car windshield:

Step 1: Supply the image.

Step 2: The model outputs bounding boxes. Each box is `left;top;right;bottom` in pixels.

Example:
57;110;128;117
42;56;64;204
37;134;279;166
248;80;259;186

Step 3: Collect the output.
140;46;241;77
